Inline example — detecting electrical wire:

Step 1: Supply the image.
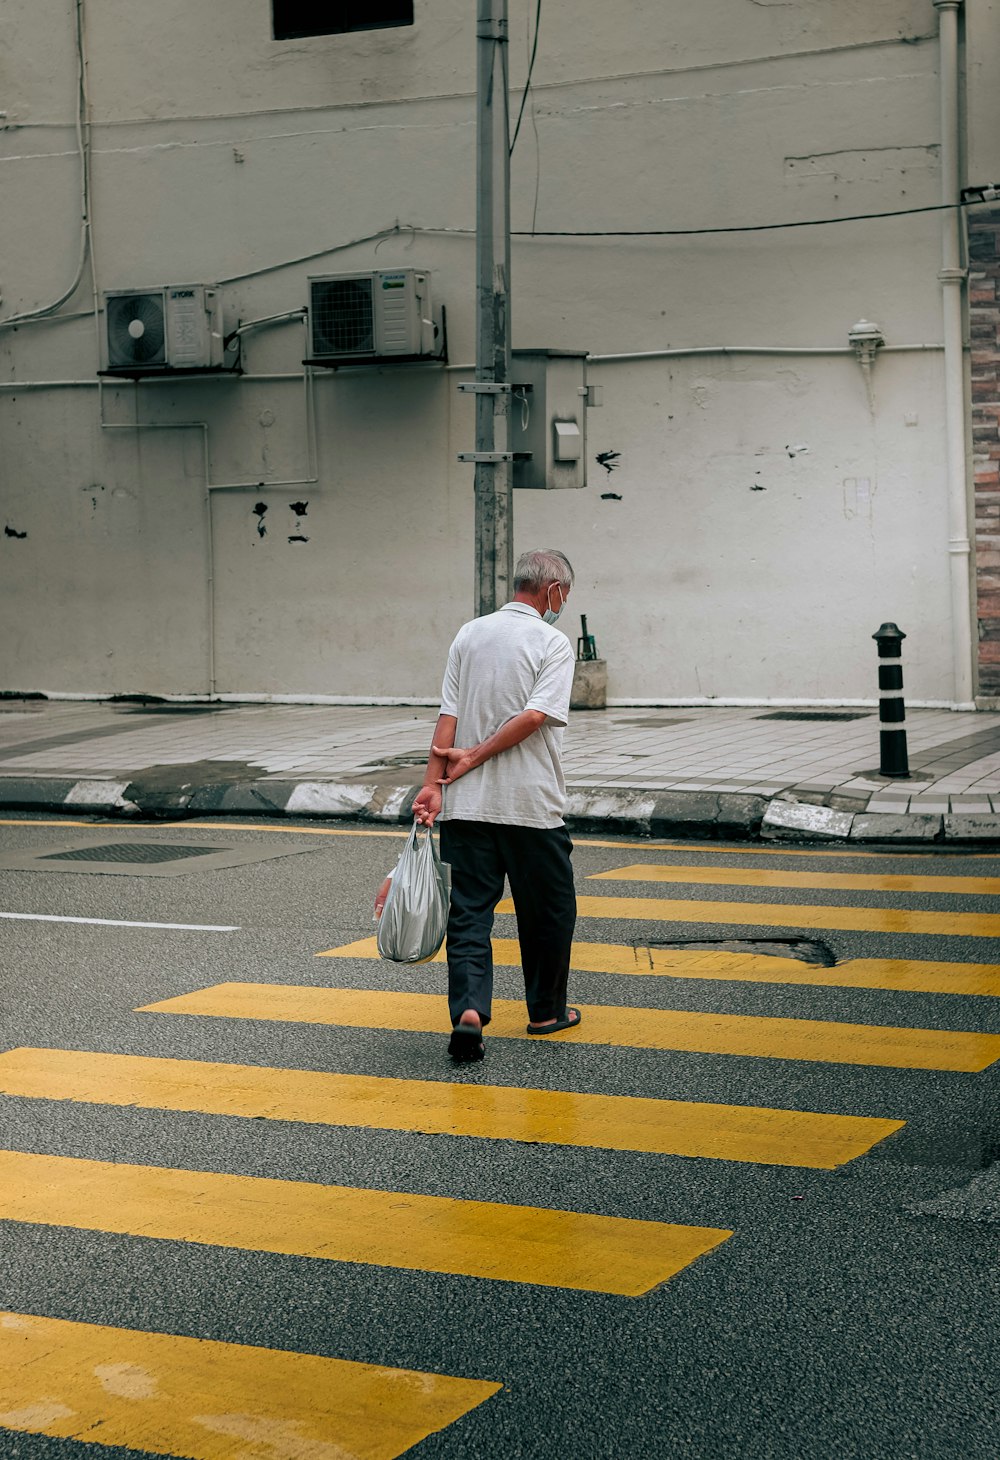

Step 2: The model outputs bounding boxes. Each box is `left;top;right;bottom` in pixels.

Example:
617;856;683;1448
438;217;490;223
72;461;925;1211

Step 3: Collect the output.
0;0;92;330
512;200;973;237
529;34;542;233
235;198;979;284
216;225;416;284
510;0;542;155
226;198;978;285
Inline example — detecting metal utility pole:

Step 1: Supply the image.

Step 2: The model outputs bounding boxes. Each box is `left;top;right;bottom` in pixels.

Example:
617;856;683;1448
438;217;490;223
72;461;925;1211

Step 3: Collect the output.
473;0;513;615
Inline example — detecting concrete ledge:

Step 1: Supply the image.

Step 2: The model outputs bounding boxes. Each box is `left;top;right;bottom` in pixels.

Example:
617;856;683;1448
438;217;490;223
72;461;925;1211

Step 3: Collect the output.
65;780;140;815
185;781;273;815
0;773;994;843
361;785;418;822
0;777;81;810
761;801;855;840
716;794;768;833
651;791;720;827
284;782;379;817
648;791;766;840
564;789;657;834
942;814;1000;842
850;813;943;842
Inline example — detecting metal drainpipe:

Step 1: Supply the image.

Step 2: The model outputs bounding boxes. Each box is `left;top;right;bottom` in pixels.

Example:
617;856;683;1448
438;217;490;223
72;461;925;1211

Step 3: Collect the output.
935;0;975;709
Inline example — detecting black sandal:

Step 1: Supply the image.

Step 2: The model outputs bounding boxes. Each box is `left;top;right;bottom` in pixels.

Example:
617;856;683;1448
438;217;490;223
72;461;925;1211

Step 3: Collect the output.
527;1007;582;1036
448;1024;485;1063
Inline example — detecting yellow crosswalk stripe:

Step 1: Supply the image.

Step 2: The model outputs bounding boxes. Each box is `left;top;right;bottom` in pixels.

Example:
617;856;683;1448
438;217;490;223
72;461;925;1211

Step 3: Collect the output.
512;893;1000;938
0;1309;500;1460
317;935;1000;997
0;1048;903;1168
140;984;1000;1072
589;863;1000;895
0;1148;724;1298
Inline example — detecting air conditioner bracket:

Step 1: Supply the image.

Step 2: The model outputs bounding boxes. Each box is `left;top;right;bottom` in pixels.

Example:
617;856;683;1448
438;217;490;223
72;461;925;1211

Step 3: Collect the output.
97;364;244;382
457;451;532;463
457;382;533;394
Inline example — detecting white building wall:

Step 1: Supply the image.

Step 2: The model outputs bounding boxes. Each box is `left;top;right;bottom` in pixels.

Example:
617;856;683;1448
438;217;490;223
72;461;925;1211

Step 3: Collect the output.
0;0;971;703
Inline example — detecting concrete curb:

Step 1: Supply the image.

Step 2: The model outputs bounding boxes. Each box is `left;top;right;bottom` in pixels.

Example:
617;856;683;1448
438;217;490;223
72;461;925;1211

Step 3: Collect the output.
3;775;1000;843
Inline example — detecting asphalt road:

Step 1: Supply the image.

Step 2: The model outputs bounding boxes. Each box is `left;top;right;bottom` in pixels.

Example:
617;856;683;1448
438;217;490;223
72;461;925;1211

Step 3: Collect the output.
0;814;998;1460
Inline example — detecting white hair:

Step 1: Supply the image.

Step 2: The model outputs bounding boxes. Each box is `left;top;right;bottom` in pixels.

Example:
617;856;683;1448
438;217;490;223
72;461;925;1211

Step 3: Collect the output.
514;548;575;592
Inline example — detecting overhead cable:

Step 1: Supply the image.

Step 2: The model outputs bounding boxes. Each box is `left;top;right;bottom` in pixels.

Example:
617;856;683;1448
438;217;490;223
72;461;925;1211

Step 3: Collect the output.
510;0;542;155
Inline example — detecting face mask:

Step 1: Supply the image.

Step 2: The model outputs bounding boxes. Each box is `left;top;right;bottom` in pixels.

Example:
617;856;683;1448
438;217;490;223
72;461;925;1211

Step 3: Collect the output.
542;584;565;625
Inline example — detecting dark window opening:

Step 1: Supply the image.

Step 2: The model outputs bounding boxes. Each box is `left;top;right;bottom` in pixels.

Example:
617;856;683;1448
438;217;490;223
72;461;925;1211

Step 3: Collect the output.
272;2;414;39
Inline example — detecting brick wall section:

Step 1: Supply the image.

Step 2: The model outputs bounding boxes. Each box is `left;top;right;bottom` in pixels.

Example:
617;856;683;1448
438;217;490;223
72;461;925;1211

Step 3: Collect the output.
969;206;1000;695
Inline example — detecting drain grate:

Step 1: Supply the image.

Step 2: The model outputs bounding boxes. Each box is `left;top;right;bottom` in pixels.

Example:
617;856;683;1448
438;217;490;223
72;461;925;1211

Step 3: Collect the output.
39;843;224;865
756;711;870;722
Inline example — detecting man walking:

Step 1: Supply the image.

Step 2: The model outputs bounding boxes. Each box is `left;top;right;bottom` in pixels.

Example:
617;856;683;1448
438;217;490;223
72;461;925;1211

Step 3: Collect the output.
413;549;580;1063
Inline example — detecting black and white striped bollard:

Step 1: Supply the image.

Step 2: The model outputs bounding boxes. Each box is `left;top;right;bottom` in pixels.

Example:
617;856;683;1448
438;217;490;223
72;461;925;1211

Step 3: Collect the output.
872;622;909;778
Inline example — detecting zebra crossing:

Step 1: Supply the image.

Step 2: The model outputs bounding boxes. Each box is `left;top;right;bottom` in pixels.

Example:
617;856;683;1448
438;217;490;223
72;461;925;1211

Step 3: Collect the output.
1;840;998;1458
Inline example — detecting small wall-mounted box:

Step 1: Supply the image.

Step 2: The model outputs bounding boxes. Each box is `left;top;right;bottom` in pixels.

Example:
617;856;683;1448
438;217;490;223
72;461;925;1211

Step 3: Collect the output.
511;349;589;489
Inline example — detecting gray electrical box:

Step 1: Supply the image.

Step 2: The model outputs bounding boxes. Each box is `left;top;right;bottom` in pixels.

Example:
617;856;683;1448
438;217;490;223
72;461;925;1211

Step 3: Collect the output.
511;349;589;490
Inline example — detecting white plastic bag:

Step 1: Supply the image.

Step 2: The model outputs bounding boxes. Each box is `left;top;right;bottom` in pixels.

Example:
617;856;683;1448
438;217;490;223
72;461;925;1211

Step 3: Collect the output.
376;821;451;963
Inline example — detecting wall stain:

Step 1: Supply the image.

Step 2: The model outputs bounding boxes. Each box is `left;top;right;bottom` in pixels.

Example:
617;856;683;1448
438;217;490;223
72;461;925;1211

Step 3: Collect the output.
252;502;268;538
595;451;621;475
4;525;27;539
288;500;309;543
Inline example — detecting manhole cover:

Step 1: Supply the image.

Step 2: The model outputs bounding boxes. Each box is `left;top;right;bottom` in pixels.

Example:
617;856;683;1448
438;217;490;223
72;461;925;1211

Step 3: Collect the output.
39;843;221;865
756;711;871;722
0;839;321;878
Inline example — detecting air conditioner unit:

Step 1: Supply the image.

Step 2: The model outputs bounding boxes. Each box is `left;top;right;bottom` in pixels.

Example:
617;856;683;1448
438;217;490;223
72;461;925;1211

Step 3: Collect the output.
307;269;437;362
104;285;224;371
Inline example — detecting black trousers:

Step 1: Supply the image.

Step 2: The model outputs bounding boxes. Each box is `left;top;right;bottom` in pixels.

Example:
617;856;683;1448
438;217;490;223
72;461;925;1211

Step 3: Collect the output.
439;819;577;1027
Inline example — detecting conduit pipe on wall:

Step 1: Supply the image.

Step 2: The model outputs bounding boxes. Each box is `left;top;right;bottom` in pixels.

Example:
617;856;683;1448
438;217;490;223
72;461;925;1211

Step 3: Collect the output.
0;345;946;390
587;345;943;362
935;0;975;709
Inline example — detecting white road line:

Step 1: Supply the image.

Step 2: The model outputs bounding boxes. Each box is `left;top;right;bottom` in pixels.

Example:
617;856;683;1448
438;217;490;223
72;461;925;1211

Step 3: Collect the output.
0;913;238;932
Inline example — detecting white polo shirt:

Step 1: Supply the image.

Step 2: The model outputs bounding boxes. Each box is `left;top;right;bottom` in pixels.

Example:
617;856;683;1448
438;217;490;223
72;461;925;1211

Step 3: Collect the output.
438;601;576;829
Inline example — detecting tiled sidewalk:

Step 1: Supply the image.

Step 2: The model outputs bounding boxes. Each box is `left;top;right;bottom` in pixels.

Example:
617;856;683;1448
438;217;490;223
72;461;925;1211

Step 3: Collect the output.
559;708;1000;815
2;699;1000;819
